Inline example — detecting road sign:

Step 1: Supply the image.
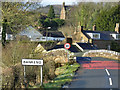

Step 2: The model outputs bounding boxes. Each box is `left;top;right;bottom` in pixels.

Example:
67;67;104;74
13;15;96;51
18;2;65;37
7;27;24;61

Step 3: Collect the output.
64;43;71;49
22;59;43;66
22;59;43;87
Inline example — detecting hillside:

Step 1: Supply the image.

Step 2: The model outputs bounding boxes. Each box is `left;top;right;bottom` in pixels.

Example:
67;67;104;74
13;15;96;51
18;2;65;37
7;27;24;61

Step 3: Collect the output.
36;5;62;15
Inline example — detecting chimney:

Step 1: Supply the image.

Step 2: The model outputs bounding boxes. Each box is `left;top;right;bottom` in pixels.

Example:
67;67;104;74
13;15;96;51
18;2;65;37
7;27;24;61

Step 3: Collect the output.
80;26;83;31
115;23;120;33
93;25;96;31
66;37;72;45
63;2;65;7
78;22;83;32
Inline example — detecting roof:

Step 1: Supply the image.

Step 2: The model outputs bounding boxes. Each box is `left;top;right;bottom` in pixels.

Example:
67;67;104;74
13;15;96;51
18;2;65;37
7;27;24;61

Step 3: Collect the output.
48;44;81;53
19;26;65;38
40;31;65;38
77;43;98;50
19;26;42;37
82;30;118;40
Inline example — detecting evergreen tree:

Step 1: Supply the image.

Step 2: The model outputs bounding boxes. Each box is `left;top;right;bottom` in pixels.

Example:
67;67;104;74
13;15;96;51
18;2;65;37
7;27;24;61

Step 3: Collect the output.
94;5;119;31
48;5;55;19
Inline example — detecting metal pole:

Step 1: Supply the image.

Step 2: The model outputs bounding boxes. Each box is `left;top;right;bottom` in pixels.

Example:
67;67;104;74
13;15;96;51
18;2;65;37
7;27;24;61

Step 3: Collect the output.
40;66;42;86
67;50;69;62
24;66;26;88
66;49;69;62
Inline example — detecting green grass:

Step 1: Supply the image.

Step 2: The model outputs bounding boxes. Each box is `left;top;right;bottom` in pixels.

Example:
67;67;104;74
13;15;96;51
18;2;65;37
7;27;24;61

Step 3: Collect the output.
32;63;80;88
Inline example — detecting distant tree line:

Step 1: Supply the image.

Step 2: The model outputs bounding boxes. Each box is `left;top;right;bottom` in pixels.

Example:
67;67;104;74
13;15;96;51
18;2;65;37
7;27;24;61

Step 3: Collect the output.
68;2;119;31
38;5;65;30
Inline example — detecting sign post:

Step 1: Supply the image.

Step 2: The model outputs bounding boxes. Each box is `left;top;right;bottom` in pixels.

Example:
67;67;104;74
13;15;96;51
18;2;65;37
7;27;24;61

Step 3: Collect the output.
24;66;26;87
40;66;42;86
22;59;43;87
64;43;71;62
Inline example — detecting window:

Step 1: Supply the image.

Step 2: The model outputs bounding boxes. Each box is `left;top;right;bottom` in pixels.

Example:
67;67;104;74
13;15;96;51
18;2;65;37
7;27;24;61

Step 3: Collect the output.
93;34;100;39
111;34;120;40
87;33;100;39
42;38;45;39
116;34;120;40
36;38;40;39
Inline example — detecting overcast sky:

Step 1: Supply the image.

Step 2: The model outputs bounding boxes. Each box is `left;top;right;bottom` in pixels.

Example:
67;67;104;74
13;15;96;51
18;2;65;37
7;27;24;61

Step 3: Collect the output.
40;0;78;6
40;0;119;6
1;0;119;5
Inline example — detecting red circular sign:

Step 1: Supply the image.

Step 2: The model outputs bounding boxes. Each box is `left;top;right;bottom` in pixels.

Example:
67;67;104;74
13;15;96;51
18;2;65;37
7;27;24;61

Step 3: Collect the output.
64;43;71;49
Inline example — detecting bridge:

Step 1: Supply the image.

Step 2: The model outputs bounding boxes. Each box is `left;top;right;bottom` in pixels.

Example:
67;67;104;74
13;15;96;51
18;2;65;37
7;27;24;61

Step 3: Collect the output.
82;50;120;60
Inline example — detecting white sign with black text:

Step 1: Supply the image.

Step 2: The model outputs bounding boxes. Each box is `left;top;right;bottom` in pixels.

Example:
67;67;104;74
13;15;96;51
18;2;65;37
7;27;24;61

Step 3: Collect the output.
22;59;43;66
22;59;43;86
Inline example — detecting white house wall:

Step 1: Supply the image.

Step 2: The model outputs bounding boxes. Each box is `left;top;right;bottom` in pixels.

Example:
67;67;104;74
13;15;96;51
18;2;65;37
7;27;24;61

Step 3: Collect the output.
30;36;65;42
6;34;13;40
0;26;2;40
87;33;100;39
87;33;93;38
44;37;65;41
0;34;13;41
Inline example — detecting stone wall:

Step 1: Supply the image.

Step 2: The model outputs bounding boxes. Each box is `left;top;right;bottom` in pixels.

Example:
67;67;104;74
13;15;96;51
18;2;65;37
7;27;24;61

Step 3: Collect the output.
83;50;120;60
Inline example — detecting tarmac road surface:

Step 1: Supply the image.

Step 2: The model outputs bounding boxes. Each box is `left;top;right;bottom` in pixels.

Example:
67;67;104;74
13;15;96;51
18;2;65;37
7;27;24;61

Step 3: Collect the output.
68;57;120;90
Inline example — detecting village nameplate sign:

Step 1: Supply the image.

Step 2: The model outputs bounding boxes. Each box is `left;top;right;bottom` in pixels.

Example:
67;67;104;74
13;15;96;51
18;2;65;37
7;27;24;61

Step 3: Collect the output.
22;59;43;66
22;59;43;86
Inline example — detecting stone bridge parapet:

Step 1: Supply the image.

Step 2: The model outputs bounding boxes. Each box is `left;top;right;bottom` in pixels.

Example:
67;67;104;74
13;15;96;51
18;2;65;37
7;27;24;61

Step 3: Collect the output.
83;50;120;60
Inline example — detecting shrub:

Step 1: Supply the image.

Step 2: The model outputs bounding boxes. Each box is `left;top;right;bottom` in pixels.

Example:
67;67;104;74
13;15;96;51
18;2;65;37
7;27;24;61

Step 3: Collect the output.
43;60;56;81
111;41;120;52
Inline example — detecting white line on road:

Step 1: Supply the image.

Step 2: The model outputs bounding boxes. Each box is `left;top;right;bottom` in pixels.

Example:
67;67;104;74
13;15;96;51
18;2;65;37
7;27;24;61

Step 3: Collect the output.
109;78;113;86
105;69;110;76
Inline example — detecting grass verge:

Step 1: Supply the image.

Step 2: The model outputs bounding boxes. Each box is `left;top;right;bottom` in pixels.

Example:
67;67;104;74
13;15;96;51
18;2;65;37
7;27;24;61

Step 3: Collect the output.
32;63;80;88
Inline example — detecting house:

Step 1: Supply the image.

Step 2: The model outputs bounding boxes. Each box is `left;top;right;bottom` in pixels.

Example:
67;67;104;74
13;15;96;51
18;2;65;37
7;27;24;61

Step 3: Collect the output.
40;30;65;41
19;26;65;42
47;42;97;53
76;23;120;49
0;26;13;41
19;26;43;41
60;2;71;20
48;37;97;53
48;44;81;53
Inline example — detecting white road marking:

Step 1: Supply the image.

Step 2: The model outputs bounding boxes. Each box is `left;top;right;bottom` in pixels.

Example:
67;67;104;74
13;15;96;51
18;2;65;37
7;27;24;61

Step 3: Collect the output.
109;78;113;86
105;69;113;86
105;69;110;76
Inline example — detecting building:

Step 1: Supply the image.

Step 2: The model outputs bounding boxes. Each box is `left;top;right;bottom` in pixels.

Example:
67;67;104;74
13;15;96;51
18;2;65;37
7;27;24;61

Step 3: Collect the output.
40;30;65;41
19;26;65;42
76;23;120;49
48;44;81;53
60;2;71;20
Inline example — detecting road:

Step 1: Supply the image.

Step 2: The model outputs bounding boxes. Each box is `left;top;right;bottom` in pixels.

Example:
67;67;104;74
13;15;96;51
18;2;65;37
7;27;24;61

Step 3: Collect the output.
68;57;120;90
